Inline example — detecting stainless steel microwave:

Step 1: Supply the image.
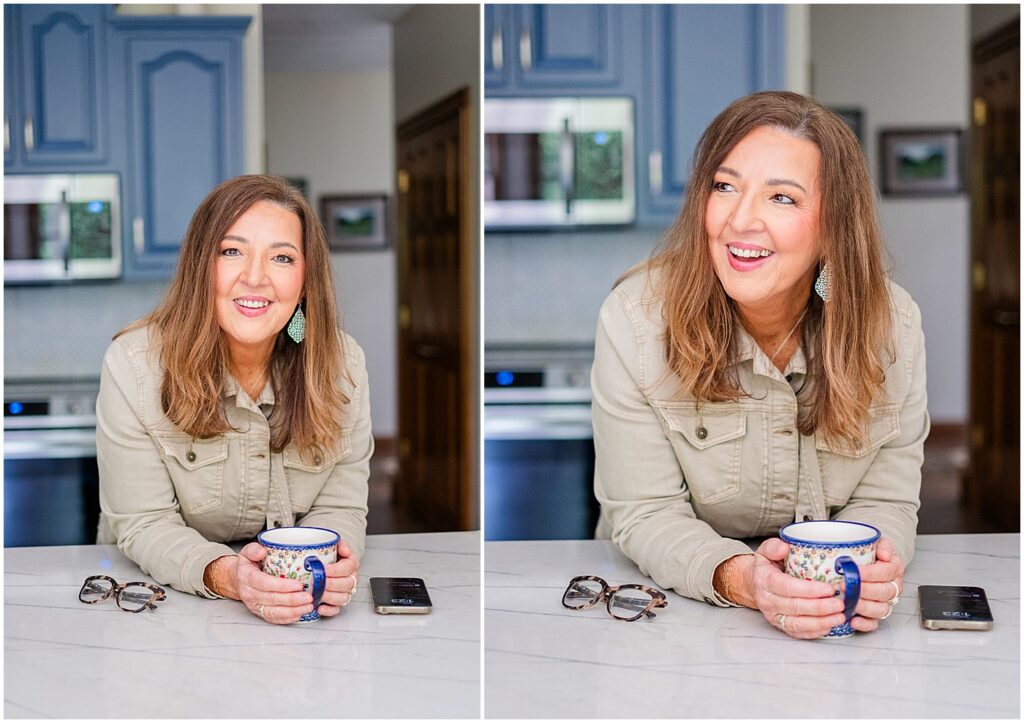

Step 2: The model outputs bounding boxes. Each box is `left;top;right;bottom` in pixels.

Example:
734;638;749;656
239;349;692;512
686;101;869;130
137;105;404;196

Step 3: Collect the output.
4;173;122;283
484;97;635;229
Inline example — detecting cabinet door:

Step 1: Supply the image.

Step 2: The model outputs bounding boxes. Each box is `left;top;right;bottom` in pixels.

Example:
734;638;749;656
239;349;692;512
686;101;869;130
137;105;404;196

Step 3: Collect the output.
640;4;785;221
484;5;511;89
121;36;245;278
16;5;109;166
4;5;18;168
514;4;622;89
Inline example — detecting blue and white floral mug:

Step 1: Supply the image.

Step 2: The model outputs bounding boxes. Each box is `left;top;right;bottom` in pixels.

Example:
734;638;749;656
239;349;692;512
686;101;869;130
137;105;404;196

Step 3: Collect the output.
779;520;880;638
258;526;339;623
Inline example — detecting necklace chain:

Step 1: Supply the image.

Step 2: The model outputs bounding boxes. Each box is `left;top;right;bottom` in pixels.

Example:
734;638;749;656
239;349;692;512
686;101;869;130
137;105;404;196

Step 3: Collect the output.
769;307;808;363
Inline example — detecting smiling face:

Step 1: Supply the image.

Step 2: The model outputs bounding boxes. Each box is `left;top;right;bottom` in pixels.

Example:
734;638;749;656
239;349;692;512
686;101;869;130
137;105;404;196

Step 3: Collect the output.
214;200;305;364
705;125;822;317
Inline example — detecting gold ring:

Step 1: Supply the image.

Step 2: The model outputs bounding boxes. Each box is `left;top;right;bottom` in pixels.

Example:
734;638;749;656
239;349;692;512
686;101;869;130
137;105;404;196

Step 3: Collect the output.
775;613;787;630
256;603;266;619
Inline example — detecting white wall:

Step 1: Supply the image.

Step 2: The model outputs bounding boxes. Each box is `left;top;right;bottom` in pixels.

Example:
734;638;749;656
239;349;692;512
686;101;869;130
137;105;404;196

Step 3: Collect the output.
264;71;397;437
811;5;970;424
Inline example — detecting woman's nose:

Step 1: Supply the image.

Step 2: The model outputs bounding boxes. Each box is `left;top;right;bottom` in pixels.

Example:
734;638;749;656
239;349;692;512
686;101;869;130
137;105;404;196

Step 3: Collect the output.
241;255;268;286
727;193;765;234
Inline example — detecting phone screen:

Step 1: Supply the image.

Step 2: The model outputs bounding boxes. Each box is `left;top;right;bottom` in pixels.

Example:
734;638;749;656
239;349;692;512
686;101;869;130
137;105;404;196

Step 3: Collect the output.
919;585;993;627
370;577;433;613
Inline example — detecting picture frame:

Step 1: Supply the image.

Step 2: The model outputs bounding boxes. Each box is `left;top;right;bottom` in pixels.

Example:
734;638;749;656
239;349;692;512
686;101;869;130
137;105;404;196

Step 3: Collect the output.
878;128;964;197
830;107;864;147
319;194;389;250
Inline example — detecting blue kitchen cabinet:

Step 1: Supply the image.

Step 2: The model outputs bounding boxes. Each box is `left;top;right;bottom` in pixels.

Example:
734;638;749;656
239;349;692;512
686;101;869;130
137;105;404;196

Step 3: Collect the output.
484;5;511;88
108;16;249;280
5;5;112;170
486;4;630;94
4;6;16;168
638;4;786;224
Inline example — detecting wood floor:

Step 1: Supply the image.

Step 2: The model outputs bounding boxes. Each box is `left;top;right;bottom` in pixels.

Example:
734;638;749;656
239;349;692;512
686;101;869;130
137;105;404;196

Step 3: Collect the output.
367;430;1009;536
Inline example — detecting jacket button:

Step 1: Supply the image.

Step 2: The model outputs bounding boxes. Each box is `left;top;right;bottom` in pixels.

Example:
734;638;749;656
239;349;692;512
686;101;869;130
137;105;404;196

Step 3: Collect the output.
273;520;282;528
186;451;197;463
313;455;322;465
703;596;715;606
803;515;814;522
695;426;708;440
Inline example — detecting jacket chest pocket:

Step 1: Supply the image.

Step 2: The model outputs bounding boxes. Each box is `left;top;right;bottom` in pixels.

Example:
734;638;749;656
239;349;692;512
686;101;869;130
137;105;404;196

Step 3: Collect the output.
282;431;353;513
816;406;901;505
155;435;229;515
652;403;747;504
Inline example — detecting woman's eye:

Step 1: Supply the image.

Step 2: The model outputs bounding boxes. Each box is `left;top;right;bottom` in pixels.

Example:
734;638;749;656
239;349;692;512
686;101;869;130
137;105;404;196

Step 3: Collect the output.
771;193;796;206
219;247;241;256
712;181;734;193
273;254;295;264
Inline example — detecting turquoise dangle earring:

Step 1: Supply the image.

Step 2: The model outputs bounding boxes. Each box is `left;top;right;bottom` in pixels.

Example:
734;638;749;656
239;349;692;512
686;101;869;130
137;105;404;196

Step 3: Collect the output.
287;303;306;343
814;262;832;302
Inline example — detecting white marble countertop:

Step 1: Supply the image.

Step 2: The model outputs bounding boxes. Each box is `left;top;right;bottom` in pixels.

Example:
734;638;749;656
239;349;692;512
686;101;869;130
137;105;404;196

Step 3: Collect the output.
485;534;1020;719
5;531;480;718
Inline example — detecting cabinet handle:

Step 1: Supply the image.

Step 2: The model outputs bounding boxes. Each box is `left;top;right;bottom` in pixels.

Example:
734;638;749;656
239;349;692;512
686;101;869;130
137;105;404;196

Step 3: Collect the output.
133;217;145;254
649;150;663;196
3;114;9;153
491;26;503;70
23;116;34;151
519;28;532;71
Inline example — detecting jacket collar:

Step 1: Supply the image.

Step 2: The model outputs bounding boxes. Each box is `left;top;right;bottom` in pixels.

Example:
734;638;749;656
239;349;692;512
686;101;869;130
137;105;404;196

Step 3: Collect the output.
732;321;809;379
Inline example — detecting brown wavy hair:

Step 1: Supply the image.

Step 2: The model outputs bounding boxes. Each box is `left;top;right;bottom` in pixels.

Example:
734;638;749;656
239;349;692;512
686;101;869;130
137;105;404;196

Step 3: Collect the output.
635;91;893;448
118;174;349;459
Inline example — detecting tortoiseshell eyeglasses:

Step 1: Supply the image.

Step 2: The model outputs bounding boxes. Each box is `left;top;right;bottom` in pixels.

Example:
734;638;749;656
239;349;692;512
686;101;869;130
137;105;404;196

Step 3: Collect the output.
561;575;668;622
78;575;166;613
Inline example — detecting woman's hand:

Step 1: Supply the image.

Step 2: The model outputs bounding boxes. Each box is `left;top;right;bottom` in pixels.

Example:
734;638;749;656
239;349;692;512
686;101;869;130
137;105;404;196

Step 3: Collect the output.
847;537;905;633
720;538;848;639
223;543;315;624
314;539;360;618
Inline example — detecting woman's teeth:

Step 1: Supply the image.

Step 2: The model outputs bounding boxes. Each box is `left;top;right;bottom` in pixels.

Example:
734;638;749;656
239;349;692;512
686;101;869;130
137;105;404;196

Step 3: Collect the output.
236;299;270;309
728;246;773;259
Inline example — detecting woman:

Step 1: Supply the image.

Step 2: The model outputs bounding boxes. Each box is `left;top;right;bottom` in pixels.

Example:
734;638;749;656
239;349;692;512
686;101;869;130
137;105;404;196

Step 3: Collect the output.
97;174;370;625
592;91;929;639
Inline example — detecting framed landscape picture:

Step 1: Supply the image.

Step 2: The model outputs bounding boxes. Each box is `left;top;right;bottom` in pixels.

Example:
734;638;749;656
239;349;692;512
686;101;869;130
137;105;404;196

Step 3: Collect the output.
319;194;389;250
879;128;964;197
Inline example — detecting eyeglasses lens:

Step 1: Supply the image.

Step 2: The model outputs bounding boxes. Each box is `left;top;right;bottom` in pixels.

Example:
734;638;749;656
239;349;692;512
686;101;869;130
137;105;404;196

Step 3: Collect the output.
609;588;654;620
80;578;113;603
563;579;603;609
118;584;155;612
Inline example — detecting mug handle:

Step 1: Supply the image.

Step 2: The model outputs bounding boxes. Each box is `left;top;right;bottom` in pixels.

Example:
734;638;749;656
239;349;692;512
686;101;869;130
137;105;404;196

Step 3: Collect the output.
834;556;861;624
304;556;327;611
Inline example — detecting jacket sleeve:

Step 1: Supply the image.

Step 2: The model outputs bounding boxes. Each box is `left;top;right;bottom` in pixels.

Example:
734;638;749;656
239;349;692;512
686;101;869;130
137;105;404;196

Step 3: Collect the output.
96;340;236;598
832;299;929;566
592;289;752;606
296;341;372;560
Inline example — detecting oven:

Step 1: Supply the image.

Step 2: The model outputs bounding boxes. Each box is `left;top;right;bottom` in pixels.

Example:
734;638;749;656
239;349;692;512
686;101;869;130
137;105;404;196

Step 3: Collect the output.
484;346;598;541
4;381;101;546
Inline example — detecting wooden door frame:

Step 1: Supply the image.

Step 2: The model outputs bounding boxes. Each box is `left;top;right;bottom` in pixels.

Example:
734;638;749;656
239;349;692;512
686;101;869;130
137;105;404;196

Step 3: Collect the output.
396;87;477;530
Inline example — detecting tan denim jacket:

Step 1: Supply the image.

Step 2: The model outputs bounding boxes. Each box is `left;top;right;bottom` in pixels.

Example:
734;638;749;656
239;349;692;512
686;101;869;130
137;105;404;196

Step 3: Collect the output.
96;325;372;598
592;271;929;607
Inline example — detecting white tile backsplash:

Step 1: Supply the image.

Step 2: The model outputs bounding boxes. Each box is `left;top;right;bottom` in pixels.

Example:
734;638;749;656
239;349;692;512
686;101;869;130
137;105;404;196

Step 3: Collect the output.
4;281;169;380
484;228;663;344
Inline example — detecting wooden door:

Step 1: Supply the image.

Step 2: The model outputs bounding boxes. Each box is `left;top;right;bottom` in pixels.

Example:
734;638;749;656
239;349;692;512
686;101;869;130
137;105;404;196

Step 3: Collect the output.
966;20;1019;531
396;88;475;531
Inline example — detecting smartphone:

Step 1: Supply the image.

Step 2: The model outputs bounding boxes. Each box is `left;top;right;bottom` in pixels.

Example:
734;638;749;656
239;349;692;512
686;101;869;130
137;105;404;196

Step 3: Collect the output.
370;577;433;615
919;585;993;630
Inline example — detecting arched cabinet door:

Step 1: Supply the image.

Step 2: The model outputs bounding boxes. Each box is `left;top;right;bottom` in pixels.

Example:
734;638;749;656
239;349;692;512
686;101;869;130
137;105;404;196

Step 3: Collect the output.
110;17;248;279
14;4;110;166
